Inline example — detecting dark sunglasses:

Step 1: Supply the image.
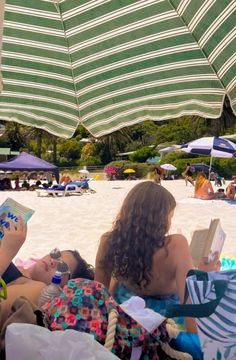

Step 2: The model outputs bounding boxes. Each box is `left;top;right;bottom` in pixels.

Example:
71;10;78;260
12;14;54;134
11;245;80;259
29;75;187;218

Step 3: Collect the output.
50;248;71;278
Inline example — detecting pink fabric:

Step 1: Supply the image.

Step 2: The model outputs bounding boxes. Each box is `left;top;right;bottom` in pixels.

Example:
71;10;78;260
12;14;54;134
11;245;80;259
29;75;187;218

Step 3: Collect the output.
14;256;40;269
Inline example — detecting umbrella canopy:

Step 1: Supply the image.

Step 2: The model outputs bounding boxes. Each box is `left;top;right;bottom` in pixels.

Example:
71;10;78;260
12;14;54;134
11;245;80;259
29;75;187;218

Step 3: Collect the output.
0;0;235;138
104;167;116;173
0;151;59;181
123;168;135;173
181;137;236;158
78;169;89;175
160;163;177;171
146;156;161;164
191;162;213;174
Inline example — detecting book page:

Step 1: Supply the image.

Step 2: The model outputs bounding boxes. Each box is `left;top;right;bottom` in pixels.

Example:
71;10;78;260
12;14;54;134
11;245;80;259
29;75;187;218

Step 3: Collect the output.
208;220;226;261
190;229;208;267
0;198;34;240
190;219;226;265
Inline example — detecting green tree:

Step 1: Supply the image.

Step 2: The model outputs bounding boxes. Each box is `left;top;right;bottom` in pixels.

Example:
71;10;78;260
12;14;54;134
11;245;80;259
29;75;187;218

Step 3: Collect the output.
57;138;82;163
129;146;158;163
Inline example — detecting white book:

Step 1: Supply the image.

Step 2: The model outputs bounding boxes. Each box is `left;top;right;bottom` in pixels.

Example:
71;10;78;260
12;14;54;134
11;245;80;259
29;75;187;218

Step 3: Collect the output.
190;219;226;267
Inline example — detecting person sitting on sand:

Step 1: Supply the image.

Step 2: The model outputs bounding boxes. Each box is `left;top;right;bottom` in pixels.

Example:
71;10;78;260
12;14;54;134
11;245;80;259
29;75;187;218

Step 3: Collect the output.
194;172;226;200
0;218;94;327
95;181;220;335
226;175;236;200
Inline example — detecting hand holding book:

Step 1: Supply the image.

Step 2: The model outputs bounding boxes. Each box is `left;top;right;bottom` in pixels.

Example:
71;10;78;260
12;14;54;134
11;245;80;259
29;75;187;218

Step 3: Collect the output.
0;198;34;275
198;251;221;272
190;218;226;271
0;216;27;259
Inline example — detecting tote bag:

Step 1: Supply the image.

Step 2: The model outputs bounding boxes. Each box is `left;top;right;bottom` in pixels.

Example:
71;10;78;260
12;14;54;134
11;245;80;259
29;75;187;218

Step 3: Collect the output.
166;269;236;360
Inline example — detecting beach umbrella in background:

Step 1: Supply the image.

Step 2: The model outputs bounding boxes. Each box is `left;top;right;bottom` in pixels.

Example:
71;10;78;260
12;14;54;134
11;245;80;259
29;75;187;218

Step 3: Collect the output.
123;168;135;174
0;1;235;138
146;156;161;164
104;167;116;173
181;136;236;175
191;163;212;175
160;164;177;171
78;169;89;175
158;145;181;158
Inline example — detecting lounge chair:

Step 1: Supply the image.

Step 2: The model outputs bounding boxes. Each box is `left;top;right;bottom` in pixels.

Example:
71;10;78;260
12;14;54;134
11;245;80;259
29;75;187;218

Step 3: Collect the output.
36;183;83;197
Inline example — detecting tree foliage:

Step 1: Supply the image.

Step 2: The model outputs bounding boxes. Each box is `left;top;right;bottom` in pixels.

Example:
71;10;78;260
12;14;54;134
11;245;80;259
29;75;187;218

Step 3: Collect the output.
0;99;236;168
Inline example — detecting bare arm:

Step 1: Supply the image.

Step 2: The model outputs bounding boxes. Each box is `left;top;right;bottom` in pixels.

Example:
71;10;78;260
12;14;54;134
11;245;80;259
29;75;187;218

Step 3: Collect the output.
95;233;112;288
0;217;27;276
0;280;46;327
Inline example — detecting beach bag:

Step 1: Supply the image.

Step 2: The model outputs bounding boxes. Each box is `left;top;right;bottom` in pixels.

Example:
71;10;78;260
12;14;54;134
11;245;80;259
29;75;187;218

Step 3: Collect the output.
0;296;47;359
166;269;236;360
43;278;190;360
5;324;120;360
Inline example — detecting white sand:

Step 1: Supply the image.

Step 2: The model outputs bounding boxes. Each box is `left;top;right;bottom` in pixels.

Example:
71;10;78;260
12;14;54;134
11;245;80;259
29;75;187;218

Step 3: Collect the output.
0;179;235;265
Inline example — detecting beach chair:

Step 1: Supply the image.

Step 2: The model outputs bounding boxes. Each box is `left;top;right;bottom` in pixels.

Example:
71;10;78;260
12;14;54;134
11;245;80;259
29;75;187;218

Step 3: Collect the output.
35;188;65;197
63;183;83;196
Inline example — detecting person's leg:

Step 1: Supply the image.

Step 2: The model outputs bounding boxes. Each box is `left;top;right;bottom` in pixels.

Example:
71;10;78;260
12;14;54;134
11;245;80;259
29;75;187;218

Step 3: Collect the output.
184;176;188;186
187;176;194;186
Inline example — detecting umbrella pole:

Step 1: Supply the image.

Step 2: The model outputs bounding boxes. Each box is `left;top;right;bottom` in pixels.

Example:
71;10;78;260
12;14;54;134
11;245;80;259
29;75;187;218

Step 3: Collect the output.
209;155;213;179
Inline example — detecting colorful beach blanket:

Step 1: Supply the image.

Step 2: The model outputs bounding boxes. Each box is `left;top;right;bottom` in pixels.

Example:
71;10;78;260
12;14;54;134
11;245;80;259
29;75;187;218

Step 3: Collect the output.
220;256;236;270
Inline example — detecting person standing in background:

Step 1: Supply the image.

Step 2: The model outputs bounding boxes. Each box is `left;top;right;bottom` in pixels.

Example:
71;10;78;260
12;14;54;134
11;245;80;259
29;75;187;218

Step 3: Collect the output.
153;165;163;185
184;163;194;186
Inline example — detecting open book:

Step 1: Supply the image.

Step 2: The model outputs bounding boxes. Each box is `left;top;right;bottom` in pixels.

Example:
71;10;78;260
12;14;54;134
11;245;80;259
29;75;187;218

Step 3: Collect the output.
190;218;226;267
0;198;34;240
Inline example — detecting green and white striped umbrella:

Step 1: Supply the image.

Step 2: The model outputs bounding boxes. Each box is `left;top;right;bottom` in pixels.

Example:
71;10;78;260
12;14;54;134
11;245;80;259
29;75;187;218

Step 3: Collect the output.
0;0;235;138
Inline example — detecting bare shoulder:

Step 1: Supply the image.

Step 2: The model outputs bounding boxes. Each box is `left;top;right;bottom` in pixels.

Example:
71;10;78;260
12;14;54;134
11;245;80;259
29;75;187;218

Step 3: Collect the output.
99;231;111;245
168;233;189;250
168;233;193;269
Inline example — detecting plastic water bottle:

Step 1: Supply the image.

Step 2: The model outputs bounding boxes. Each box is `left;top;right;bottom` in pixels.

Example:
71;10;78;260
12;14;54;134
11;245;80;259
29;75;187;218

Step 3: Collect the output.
38;271;62;307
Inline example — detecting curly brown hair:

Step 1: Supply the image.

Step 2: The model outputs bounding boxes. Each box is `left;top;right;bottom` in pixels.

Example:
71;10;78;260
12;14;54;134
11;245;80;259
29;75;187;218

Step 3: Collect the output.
101;181;176;288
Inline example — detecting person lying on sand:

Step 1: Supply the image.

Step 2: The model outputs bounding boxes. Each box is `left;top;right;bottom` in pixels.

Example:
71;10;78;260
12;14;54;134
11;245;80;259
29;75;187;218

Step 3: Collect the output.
0;219;94;327
95;181;220;336
194;172;227;200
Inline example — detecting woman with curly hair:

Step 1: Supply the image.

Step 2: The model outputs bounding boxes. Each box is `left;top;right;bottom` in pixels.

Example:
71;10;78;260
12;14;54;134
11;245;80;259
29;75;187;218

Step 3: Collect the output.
95;181;219;333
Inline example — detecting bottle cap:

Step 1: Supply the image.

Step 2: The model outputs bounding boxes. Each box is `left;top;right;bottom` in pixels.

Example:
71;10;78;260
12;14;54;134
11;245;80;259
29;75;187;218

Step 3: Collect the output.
51;271;62;284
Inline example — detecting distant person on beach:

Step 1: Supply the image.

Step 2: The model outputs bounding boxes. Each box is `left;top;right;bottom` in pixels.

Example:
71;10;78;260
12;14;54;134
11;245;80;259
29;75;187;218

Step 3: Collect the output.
226;175;236;199
60;174;72;185
194;172;226;200
0;219;94;327
95;181;220;334
153;165;163;184
184;163;194;186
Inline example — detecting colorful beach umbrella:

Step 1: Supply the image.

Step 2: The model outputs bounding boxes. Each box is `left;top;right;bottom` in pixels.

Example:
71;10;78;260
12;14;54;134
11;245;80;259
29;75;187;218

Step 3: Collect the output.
123;168;135;173
0;1;235;138
104;167;116;173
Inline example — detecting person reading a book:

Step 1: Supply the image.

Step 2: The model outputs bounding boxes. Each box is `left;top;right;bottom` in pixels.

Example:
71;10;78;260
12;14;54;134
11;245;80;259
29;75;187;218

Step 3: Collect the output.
194;172;226;200
95;181;220;335
0;219;94;327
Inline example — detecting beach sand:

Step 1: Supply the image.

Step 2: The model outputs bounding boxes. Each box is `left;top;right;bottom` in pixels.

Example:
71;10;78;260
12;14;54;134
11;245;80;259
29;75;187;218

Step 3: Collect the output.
0;179;235;265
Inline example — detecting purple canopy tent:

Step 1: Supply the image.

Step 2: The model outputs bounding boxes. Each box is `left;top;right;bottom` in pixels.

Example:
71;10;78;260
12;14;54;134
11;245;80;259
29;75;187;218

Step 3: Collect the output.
0;152;59;182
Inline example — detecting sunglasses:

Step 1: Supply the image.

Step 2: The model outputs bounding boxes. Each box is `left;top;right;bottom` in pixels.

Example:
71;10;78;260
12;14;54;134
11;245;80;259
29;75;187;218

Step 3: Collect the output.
50;248;71;279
